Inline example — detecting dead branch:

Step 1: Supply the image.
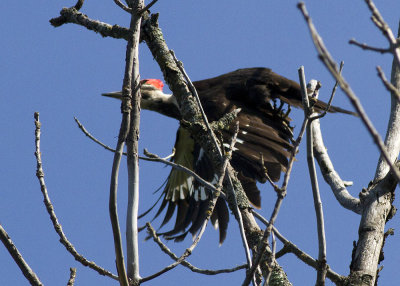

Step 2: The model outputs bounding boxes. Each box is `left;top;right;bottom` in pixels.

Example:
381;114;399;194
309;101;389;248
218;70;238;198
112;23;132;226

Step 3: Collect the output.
145;223;247;275
298;1;400;184
33;112;118;281
0;224;43;286
67;268;77;286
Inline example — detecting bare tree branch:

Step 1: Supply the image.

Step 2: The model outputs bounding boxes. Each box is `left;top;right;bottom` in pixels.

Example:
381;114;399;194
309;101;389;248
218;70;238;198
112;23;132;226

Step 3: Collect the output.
67;268;77;286
375;44;400;180
348;22;400;286
298;1;400;184
108;57;131;286
33;112;119;281
113;0;132;13
140;0;159;15
50;8;130;39
299;3;400;285
74;0;84;10
363;0;400;66
376;66;400;102
349;39;391;54
298;68;328;285
311;61;344;121
309;59;361;215
0;224;43;286
145;223;247;275
312;118;362;214
124;2;144;283
50;8;291;284
74;117;226;197
143;149;225;196
252;211;345;286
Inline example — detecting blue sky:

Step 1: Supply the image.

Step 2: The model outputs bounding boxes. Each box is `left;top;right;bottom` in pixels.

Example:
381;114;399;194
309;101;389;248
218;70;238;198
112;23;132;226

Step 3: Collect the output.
1;1;400;285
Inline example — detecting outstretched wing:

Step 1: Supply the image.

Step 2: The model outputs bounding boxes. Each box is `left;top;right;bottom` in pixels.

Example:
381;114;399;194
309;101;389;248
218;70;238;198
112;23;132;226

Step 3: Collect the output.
145;67;355;244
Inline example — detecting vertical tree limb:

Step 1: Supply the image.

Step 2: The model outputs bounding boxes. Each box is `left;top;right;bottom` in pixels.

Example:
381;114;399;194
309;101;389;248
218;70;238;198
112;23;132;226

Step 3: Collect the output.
124;1;144;283
109;112;130;286
307;117;327;286
375;22;400;181
108;0;146;284
348;23;400;286
298;67;328;285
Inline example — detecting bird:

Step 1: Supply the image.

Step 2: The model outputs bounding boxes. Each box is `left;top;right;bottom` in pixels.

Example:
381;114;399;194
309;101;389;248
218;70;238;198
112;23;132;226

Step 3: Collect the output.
103;67;355;244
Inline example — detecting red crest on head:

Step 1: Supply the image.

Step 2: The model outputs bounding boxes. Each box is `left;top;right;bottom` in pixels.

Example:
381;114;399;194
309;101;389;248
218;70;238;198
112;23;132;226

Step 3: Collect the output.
143;79;164;91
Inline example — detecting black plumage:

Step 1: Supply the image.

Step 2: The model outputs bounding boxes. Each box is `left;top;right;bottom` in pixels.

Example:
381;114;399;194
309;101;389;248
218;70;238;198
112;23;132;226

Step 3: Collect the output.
103;67;355;244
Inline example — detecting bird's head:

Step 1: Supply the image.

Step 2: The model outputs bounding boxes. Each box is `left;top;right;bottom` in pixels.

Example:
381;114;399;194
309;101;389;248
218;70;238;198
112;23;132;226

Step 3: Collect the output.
141;78;164;91
102;79;164;99
102;79;180;119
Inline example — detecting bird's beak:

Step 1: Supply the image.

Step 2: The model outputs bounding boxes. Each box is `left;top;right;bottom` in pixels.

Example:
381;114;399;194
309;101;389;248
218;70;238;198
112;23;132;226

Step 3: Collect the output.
101;91;123;100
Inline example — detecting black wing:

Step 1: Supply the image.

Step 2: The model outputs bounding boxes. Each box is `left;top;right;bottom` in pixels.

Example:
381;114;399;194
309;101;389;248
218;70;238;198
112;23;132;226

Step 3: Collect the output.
145;67;355;244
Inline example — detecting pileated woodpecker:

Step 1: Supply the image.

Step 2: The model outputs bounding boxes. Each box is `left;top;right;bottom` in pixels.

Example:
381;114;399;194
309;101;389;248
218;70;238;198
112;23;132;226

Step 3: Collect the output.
103;67;355;244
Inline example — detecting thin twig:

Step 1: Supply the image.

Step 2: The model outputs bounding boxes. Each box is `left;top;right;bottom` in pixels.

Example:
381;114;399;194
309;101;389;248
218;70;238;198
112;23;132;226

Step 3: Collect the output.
252;211;345;286
74;117;225;197
375;23;400;182
0;224;43;286
311;61;344;121
113;0;132;13
376;66;400;102
348;1;400;66
49;8;130;39
279;68;311;194
349;39;390;54
140;214;209;282
259;153;281;192
140;0;158;15
364;0;400;67
74;0;84;10
67;268;77;286
145;223;247;274
143;149;225;197
242;195;284;286
298;1;400;184
305;87;327;285
74;117;126;153
33;112;119;281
